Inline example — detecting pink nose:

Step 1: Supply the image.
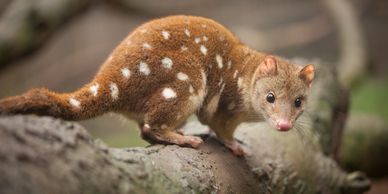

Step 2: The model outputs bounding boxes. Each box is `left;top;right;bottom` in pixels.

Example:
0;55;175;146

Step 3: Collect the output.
276;121;293;131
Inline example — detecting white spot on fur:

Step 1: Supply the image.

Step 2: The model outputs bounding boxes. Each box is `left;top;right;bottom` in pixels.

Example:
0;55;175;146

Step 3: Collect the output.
121;68;131;78
220;83;226;94
89;83;99;97
218;78;226;94
161;124;168;129
200;69;207;89
195;37;201;44
139;62;150;75
161;57;173;69
216;54;223;69
228;102;236;110
237;77;243;88
140;29;147;34
110;82;119;100
181;45;188;51
189;85;194;93
233;70;238;79
162;88;177;99
203;36;208;41
227;61;232;69
243;47;249;55
107;55;113;62
142;43;152;50
144;124;150;128
200;45;207;55
177;72;189;81
162;31;170;40
69;98;80;108
184;29;190;37
218;78;223;86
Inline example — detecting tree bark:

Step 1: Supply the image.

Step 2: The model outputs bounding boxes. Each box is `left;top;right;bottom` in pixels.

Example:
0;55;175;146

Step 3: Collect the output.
0;62;370;194
0;115;370;194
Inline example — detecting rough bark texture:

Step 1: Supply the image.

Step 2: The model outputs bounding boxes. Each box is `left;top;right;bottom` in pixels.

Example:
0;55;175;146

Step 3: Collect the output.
0;62;371;194
0;115;369;194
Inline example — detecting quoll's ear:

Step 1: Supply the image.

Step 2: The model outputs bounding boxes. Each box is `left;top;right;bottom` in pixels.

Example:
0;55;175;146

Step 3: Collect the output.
255;55;278;77
299;64;315;87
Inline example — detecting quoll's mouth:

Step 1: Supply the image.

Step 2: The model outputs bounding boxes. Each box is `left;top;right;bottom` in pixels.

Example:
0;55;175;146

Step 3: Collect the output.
276;126;292;132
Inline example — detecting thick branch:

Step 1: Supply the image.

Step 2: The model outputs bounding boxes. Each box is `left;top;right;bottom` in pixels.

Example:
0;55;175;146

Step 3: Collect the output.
0;115;369;194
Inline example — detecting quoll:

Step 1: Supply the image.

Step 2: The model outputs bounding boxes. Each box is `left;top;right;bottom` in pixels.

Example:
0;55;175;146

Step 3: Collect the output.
0;15;315;156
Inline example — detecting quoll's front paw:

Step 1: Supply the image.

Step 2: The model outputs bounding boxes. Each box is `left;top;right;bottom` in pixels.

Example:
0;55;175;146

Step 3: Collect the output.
180;136;204;148
224;141;245;157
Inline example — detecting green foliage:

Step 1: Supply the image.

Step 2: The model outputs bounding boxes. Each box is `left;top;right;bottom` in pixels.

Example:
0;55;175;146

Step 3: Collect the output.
351;78;388;119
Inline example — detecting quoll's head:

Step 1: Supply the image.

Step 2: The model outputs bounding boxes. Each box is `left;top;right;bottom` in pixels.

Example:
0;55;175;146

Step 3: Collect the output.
250;55;315;132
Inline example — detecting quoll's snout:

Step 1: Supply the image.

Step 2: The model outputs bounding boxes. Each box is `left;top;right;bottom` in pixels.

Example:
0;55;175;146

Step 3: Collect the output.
276;120;293;131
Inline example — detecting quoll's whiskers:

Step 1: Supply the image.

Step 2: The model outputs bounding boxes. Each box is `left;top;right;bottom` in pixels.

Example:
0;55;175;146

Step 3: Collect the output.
292;126;309;145
292;115;319;146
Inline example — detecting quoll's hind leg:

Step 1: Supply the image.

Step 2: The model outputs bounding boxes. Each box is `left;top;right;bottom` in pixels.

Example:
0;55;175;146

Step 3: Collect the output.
140;124;203;148
141;86;204;148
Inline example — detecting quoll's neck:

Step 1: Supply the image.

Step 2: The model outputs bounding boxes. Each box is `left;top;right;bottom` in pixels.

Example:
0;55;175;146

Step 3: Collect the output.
230;45;267;112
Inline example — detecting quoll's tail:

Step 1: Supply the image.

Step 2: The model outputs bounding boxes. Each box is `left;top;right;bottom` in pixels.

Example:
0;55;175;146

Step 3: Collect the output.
0;81;118;120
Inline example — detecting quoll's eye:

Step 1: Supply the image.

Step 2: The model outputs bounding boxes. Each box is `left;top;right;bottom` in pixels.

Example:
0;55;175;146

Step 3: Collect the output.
266;92;275;103
294;97;302;108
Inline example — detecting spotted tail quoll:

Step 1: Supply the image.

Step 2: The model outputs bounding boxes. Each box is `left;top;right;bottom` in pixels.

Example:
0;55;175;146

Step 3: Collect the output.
0;15;315;156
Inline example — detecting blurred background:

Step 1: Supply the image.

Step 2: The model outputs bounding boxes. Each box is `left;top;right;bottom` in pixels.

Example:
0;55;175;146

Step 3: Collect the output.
0;0;387;193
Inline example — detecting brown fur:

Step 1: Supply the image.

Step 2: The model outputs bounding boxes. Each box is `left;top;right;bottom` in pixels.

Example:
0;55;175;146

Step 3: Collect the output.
0;15;315;156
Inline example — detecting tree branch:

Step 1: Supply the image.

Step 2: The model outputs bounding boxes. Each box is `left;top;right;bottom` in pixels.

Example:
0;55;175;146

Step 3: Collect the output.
0;115;370;194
